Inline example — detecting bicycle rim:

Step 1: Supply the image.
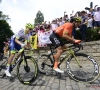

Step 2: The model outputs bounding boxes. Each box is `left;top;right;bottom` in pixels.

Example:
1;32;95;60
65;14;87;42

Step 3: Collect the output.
0;60;7;78
17;56;38;85
66;53;99;82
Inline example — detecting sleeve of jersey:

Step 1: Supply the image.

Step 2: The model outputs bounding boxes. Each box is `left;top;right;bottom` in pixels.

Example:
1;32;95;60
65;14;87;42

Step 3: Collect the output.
63;26;70;35
15;34;19;39
63;30;69;35
15;29;24;39
63;24;72;36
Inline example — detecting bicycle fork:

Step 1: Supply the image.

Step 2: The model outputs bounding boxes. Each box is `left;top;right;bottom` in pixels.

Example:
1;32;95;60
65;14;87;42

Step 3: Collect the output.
22;56;30;73
70;49;82;68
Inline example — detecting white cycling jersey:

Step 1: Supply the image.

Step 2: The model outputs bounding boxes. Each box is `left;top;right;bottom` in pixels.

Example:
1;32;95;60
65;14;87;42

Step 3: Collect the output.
12;28;30;42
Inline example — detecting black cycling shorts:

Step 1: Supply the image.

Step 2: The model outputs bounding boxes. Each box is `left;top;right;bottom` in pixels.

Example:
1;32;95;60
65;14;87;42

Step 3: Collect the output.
49;32;65;48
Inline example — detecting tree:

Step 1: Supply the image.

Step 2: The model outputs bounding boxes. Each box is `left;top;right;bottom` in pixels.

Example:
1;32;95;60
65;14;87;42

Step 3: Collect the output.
34;10;44;25
0;11;10;21
0;20;14;52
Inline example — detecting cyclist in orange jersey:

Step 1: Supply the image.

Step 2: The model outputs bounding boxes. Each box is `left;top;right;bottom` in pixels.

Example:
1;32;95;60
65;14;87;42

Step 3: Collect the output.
49;17;82;73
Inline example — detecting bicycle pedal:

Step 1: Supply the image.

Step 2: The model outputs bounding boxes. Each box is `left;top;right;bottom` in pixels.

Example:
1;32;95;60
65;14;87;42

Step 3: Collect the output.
56;72;61;79
3;74;6;77
46;68;53;75
46;71;52;75
9;77;15;82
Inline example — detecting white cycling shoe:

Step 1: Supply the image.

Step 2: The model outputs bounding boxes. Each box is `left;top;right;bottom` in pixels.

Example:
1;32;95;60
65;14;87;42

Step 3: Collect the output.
5;70;12;77
53;68;64;73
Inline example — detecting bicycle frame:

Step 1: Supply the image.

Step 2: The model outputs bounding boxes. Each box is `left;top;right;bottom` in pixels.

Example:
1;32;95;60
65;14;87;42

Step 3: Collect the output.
58;48;81;67
0;51;24;77
49;45;82;68
9;50;26;72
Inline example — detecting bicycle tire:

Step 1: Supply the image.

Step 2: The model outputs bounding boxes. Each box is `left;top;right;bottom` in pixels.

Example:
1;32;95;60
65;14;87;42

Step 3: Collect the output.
17;56;38;85
66;53;99;82
37;54;53;74
0;60;7;78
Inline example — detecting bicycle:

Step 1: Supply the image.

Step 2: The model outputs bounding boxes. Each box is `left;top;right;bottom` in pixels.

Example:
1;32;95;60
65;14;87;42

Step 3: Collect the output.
0;53;4;61
0;48;38;85
37;43;99;82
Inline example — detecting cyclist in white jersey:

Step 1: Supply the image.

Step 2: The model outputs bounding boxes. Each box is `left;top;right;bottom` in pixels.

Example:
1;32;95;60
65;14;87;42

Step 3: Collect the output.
5;23;34;77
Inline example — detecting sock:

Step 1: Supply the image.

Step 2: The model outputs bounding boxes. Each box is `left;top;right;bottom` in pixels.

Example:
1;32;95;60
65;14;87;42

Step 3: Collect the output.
54;61;58;68
6;64;10;71
53;54;58;68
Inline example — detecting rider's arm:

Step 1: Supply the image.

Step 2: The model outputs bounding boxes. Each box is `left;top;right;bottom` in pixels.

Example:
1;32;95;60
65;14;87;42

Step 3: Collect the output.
26;35;31;48
15;37;23;45
62;30;75;43
27;42;31;48
14;29;25;46
62;30;81;44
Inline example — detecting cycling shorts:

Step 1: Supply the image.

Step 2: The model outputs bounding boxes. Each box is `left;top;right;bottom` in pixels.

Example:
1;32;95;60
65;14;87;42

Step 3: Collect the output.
10;37;22;54
49;32;65;48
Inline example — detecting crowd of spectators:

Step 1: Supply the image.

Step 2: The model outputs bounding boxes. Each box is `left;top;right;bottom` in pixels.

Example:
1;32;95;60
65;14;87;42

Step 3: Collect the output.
32;5;100;42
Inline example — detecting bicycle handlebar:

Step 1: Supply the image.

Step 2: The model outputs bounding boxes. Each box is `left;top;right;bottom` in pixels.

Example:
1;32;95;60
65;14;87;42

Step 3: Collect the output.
68;43;83;52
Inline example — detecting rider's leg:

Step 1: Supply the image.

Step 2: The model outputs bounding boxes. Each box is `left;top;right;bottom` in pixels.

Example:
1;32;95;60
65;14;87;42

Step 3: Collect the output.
5;38;22;77
5;52;15;77
49;32;66;73
54;46;63;68
53;46;64;73
5;37;16;77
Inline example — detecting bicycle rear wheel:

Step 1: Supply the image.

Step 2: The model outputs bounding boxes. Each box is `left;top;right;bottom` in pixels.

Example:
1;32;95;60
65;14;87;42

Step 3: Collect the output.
0;60;7;78
37;54;53;74
67;53;99;82
17;56;38;85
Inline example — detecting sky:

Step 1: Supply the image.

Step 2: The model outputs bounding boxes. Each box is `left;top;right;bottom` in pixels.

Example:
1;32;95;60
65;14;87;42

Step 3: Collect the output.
0;0;100;33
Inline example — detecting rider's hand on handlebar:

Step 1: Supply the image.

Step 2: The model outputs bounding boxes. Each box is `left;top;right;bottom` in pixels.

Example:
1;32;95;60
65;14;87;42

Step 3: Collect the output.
21;44;26;48
74;39;81;44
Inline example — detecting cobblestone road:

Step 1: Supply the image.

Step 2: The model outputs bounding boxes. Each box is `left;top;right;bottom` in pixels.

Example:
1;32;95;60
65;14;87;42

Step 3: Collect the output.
0;51;100;90
0;61;100;90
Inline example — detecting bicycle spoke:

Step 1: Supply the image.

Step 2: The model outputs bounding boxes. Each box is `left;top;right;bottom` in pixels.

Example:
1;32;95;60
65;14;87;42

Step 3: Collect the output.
67;53;99;82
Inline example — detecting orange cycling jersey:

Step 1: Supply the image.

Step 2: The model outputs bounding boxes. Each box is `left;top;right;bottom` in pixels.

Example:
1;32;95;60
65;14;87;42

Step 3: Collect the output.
54;22;73;37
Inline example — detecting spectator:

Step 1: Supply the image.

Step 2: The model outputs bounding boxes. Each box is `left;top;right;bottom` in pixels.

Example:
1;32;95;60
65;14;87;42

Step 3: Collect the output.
94;7;100;28
57;17;65;26
64;12;69;22
40;25;45;32
80;11;88;41
51;20;58;31
87;12;93;28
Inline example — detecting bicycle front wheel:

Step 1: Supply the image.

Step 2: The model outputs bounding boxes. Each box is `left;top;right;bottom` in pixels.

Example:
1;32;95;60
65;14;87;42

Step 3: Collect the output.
17;56;38;85
67;53;99;82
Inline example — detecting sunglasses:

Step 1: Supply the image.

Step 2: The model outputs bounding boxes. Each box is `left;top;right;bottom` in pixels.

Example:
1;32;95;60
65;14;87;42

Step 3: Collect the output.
29;28;33;30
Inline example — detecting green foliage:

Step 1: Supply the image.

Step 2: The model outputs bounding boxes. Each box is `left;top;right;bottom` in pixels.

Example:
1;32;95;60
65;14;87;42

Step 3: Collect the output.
34;10;44;26
74;27;100;41
0;11;10;21
0;10;12;52
0;20;14;52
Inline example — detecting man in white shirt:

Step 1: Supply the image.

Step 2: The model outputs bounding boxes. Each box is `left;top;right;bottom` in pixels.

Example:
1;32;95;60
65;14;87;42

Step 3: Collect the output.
87;12;93;28
51;20;58;31
94;7;100;27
